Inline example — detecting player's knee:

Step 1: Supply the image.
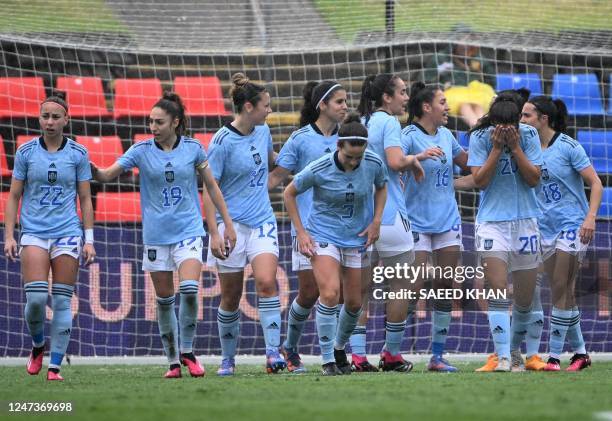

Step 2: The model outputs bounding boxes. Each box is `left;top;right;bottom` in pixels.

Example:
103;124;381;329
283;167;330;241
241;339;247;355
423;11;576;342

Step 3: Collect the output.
318;288;339;306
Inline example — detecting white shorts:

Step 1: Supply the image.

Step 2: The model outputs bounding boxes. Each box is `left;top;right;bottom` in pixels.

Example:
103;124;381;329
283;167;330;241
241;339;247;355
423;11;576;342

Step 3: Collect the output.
20;234;82;260
475;218;541;271
373;213;414;258
143;236;204;272
313;241;371;269
541;229;588;262
291;236;312;272
207;219;279;273
413;223;463;252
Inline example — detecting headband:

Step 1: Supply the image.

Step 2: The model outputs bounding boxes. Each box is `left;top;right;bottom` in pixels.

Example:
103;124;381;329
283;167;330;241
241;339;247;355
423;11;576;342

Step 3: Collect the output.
315;83;341;110
41;99;68;113
338;136;368;142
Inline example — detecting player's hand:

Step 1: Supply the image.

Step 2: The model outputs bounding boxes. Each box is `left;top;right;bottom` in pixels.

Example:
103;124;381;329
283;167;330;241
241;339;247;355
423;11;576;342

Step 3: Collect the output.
416;146;444;161
297;231;316;258
4;237;18;262
579;215;595;245
503;125;520;152
358;220;381;249
82;243;96;265
223;223;237;256
209;232;227;259
410;158;425;183
491;125;505;150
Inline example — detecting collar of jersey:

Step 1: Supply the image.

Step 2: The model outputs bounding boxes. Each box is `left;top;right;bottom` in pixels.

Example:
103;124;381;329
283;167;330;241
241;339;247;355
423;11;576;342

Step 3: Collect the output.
225;122;253;137
333;150;360;172
310;122;338;137
548;131;561;148
412;122;438;137
154;135;181;151
39;136;68;151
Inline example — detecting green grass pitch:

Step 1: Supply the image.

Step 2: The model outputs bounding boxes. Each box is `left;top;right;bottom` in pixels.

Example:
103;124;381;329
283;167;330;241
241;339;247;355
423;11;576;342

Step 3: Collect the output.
1;362;611;421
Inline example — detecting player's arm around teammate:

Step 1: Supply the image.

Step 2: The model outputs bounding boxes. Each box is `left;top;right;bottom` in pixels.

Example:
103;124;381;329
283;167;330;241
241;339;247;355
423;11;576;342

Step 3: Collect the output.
3;92;95;381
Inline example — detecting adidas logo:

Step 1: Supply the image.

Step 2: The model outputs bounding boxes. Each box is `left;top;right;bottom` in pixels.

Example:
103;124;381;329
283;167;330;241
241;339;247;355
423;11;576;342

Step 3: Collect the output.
324;147;331;153
347;183;354;189
49;163;56;168
492;325;504;334
535;320;544;326
59;328;71;336
71;248;78;254
223;332;234;339
190;247;197;252
552;329;561;337
569;243;576;249
437;328;448;334
165;162;172;167
456;234;461;239
250;145;256;151
321;336;329;341
267;322;280;329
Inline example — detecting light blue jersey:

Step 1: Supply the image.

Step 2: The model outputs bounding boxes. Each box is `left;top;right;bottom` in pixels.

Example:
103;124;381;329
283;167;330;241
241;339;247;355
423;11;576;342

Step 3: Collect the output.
401;123;463;232
208;123;275;227
293;150;388;248
363;111;409;225
12;137;91;239
536;133;590;240
276;123;338;236
118;136;206;245
468;124;543;223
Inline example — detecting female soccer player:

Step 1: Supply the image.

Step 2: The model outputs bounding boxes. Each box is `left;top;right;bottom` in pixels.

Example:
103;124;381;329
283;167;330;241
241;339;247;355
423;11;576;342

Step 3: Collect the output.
4;92;96;381
206;73;286;376
468;95;543;372
92;92;235;378
521;96;601;371
268;80;347;373
284;113;388;376
402;82;469;372
353;73;424;372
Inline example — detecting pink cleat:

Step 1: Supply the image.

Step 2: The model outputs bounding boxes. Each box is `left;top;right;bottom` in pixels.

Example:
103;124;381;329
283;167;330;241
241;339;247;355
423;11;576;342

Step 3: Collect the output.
544;357;561;371
47;370;64;381
566;354;591;372
164;366;182;378
181;355;205;377
27;351;44;375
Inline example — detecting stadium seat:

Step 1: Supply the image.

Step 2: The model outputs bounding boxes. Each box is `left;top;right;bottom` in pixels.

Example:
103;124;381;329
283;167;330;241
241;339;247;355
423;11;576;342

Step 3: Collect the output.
551;73;604;115
456;131;470;150
193;133;214;150
0;77;46;118
0;136;11;177
609;74;612;115
76;136;124;169
576;130;612;174
495;73;543;96
173;76;230;116
598;187;612;218
112;78;162;118
94;192;142;222
56;76;111;117
133;133;152;143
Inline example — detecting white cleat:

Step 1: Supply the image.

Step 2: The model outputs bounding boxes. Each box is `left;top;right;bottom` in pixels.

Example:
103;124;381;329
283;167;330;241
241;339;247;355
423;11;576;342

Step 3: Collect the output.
495;357;511;372
511;350;526;372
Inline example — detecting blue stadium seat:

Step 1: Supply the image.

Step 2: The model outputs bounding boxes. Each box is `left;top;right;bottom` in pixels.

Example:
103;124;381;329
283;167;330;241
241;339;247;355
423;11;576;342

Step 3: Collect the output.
598;187;612;218
456;131;470;150
576;130;612;174
551;73;604;115
609;74;612;115
495;73;543;96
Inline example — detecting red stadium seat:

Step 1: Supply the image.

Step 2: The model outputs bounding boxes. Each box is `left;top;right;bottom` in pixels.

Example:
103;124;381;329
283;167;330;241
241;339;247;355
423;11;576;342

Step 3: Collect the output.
173;76;230;116
95;192;142;222
76;136;123;168
0;77;46;118
133;133;152;143
193;133;214;150
56;76;110;117
0;136;11;177
113;78;162;118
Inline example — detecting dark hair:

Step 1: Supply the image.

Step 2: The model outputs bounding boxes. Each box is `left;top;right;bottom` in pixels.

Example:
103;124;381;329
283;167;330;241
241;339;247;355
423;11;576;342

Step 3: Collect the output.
496;88;531;111
299;80;344;128
469;96;520;134
407;81;442;123
337;113;368;147
41;90;68;113
528;95;568;134
357;73;400;117
229;72;266;113
153;91;188;136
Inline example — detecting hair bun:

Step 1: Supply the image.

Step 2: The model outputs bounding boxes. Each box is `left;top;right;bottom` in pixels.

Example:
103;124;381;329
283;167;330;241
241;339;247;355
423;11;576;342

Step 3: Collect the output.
231;72;250;88
343;112;362;125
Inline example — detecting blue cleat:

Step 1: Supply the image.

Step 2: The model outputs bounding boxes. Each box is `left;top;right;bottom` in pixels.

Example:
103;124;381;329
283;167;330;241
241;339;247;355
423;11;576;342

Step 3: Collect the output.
217;357;235;376
428;355;458;372
266;349;287;374
281;346;306;374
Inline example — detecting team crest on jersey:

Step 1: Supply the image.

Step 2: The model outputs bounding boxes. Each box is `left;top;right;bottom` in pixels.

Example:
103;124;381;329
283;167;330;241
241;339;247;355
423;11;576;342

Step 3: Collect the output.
148;249;157;261
436;146;448;164
541;168;550;181
164;162;174;183
252;153;262;165
484;239;493;250
345;192;355;202
47;163;57;184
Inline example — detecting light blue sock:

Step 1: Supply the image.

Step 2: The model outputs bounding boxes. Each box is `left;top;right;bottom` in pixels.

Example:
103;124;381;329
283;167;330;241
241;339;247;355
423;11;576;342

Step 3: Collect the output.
488;299;511;359
432;300;452;356
258;296;281;351
549;307;572;359
24;281;48;348
179;280;199;354
349;325;367;356
526;280;544;357
510;303;532;352
566;306;587;354
385;320;406;356
157;295;179;364
316;303;338;364
217;307;240;359
49;284;74;369
283;299;311;351
335;306;361;350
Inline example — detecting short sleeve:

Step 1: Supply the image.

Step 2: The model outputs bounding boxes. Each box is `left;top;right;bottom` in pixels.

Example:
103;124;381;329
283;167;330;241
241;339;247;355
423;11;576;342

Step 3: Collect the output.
76;150;92;181
195;143;207;168
383;118;402;150
207;141;225;181
12;148;28;180
451;136;463;158
400;130;414;155
117;143;140;171
521;126;543;165
293;165;316;194
374;162;388;189
467;130;489;167
276;135;299;171
570;143;591;173
266;126;273;153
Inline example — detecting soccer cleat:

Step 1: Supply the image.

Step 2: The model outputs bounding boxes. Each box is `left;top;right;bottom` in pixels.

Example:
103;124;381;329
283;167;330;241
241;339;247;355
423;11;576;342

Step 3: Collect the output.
351;354;379;372
544;357;561;371
46;370;64;381
510;350;526;372
265;349;286;374
494;357;511;372
26;350;44;375
281;346;306;374
378;350;413;372
333;348;352;375
525;355;547;371
321;362;342;376
164;365;182;378
475;354;498;372
428;355;458;372
180;354;205;377
566;353;591;372
217;357;235;376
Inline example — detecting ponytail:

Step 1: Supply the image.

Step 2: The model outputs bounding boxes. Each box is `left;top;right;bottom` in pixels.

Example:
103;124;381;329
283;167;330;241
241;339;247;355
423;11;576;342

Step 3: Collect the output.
153;91;188;136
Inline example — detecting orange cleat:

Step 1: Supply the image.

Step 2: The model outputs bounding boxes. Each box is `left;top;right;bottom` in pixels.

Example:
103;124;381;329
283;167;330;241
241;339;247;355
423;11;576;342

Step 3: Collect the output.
475;354;498;372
